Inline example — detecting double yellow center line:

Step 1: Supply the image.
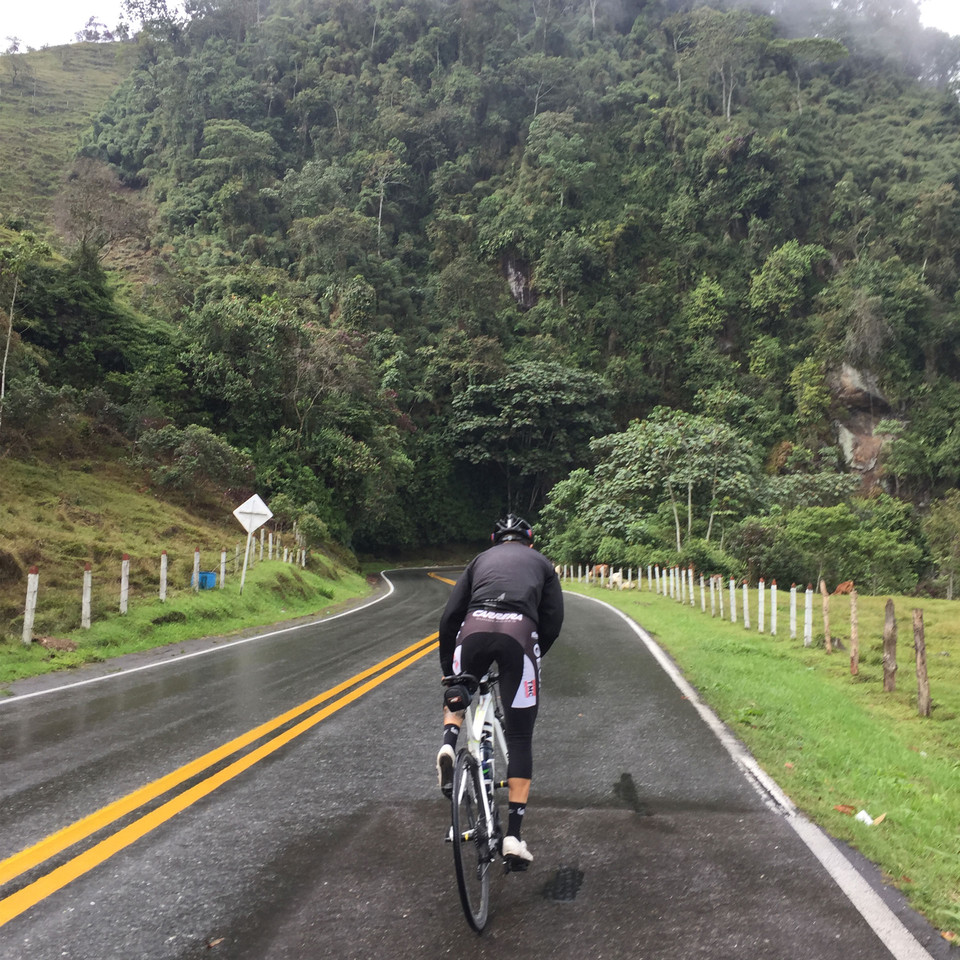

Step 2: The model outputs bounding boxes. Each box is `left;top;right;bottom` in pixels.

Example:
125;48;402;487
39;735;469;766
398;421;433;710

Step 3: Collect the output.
0;631;439;928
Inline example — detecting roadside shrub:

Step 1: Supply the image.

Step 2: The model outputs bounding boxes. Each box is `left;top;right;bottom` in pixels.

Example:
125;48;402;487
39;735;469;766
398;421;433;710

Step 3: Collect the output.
135;424;253;499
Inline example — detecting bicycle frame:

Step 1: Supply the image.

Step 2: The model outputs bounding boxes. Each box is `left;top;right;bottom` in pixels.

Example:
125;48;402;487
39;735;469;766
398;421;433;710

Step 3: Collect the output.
456;676;507;850
465;683;508;786
445;672;510;932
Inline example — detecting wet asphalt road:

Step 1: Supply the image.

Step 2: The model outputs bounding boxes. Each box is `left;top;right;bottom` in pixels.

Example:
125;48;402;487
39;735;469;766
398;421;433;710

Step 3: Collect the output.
0;568;951;959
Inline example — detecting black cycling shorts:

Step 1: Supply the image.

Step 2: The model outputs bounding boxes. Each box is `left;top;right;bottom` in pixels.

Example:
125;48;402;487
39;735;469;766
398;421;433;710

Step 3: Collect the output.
453;611;542;781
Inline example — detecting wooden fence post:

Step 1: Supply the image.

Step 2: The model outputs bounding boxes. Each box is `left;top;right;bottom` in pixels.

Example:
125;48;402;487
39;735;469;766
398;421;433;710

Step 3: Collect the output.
913;609;931;717
820;580;832;653
82;563;92;629
22;566;39;645
120;554;130;615
160;550;168;602
883;599;897;692
850;588;859;676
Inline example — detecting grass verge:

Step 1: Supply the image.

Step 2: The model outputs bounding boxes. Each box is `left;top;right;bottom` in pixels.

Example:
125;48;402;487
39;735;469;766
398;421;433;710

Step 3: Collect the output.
567;581;960;942
0;558;371;690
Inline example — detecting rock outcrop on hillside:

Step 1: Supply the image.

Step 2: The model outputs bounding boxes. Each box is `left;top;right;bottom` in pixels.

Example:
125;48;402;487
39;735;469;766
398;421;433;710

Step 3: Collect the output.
830;363;896;489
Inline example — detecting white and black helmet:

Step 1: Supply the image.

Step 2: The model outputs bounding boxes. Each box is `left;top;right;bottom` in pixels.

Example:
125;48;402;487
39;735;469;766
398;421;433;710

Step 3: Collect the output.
491;513;533;545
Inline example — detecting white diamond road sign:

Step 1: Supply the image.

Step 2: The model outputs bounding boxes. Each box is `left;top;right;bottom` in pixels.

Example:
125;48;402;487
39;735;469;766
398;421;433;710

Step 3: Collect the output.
233;494;273;534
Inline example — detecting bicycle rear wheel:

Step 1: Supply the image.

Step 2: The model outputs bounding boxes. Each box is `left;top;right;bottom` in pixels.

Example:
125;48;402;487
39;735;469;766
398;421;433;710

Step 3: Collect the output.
450;750;491;932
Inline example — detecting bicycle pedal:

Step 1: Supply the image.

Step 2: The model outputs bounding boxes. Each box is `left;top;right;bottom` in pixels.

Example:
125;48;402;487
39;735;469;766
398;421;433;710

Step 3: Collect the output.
504;856;530;873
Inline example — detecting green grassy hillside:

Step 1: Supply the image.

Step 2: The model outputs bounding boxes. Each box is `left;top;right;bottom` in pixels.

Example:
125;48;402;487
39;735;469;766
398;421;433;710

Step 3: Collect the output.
0;456;366;676
0;43;134;225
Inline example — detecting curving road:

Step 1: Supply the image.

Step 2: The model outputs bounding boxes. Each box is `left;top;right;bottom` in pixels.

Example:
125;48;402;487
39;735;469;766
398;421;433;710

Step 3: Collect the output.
0;569;950;959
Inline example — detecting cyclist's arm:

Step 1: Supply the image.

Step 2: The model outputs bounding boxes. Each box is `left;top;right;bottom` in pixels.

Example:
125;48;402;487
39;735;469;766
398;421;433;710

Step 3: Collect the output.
438;565;473;674
536;567;564;655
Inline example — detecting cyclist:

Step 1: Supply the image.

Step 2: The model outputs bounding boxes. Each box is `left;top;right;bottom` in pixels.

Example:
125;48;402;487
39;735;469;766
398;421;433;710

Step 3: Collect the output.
436;513;564;865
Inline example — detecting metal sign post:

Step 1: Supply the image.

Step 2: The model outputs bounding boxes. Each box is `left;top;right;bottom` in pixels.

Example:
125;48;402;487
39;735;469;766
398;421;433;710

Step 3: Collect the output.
232;494;273;594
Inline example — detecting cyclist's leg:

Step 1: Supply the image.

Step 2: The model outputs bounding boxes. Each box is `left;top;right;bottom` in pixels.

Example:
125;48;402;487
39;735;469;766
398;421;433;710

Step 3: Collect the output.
438;634;497;794
483;632;539;862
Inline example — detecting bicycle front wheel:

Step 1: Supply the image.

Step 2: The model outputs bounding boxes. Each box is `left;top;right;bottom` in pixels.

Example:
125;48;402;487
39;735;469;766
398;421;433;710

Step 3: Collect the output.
450;750;491;932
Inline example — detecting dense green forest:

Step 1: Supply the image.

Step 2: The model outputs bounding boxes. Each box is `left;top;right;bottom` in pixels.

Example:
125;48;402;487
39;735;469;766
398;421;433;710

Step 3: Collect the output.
3;0;960;591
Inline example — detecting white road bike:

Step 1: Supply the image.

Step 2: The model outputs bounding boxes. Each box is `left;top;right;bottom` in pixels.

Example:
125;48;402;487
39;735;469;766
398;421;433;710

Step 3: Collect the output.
441;672;511;932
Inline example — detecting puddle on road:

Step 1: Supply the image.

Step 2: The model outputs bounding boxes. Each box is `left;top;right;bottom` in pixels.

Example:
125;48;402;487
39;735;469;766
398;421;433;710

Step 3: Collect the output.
613;772;654;815
543;864;585;902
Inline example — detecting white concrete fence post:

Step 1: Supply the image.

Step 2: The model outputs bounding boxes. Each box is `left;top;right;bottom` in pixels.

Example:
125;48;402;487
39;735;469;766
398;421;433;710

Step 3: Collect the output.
804;584;814;647
220;548;227;588
758;577;765;633
717;575;724;619
22;566;39;645
193;548;201;591
729;576;737;624
120;554;130;615
790;583;798;639
770;580;778;636
742;580;750;629
160;550;168;602
82;563;92;629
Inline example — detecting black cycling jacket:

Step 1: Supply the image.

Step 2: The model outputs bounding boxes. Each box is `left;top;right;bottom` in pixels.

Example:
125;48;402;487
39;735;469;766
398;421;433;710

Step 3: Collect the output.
438;541;564;674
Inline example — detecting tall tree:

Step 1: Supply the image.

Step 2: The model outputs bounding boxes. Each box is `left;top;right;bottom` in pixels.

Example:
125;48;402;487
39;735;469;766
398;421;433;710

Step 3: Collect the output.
0;234;51;442
54;159;149;274
447;361;611;512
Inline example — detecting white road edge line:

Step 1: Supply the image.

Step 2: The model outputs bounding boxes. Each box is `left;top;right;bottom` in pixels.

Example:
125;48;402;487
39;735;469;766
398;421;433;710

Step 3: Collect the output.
573;592;935;960
0;572;399;706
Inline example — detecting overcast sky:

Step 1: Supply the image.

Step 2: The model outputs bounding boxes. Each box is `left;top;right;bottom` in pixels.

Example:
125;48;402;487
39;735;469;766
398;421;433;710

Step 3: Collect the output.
2;0;960;50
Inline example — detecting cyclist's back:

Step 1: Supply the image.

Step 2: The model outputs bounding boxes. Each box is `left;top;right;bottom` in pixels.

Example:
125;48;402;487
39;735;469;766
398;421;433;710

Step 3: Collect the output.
439;541;562;654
